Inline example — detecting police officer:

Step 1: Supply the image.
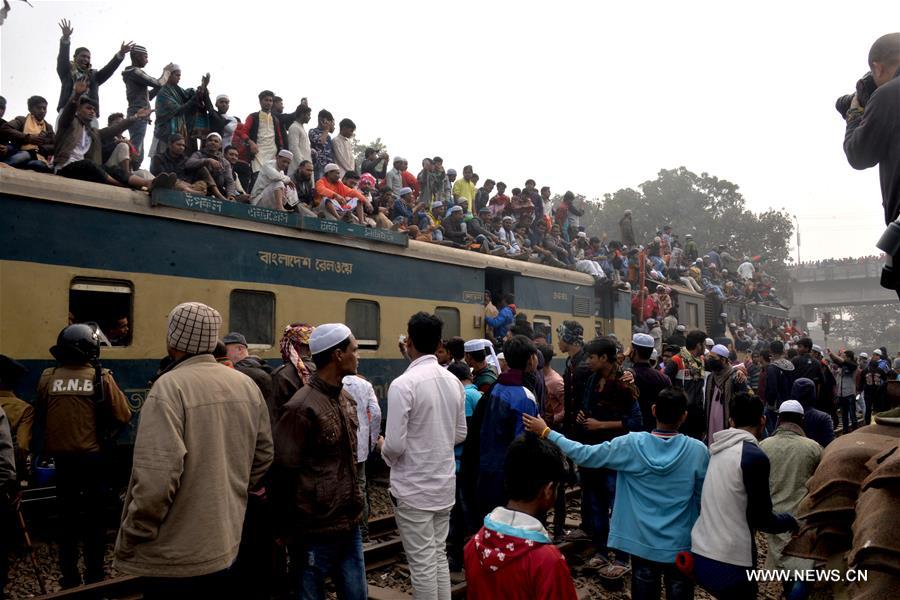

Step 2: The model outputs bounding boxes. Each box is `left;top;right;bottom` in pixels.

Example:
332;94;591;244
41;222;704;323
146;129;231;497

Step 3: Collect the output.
35;324;131;588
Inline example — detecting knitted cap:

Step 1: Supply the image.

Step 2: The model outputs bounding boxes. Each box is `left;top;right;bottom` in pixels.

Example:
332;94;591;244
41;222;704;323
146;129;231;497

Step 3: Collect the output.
167;302;222;354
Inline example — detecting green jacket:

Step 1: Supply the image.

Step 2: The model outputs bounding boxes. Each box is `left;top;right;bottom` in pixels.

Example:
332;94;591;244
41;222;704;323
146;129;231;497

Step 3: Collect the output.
759;423;821;569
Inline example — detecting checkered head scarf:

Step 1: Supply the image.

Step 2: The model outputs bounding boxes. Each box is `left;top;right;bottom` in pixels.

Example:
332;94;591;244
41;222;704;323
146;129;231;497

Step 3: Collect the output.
557;320;584;346
280;323;315;384
167;302;222;354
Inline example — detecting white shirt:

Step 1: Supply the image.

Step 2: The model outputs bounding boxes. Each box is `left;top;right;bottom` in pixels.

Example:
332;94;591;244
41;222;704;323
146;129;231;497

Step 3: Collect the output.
342;375;381;463
382;354;466;511
251;111;277;172
738;262;755;280
287;121;311;175
221;114;238;149
332;134;355;177
62;123;91;168
250;159;290;204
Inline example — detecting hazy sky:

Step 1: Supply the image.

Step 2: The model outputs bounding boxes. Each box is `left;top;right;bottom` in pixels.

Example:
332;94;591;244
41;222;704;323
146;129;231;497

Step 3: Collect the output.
2;0;899;261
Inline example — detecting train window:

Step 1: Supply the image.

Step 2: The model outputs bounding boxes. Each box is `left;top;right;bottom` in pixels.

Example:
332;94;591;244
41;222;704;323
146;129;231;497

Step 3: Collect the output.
69;278;134;347
687;302;700;329
533;315;552;343
229;290;275;346
346;299;380;349
435;307;460;339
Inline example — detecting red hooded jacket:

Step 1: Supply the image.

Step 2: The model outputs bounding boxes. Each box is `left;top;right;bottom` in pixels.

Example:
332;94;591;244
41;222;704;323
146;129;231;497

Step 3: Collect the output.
464;508;577;600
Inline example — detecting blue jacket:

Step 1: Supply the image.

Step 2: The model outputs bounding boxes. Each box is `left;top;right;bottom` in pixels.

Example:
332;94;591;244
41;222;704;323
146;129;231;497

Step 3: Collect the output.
485;306;515;340
475;371;538;515
549;429;709;562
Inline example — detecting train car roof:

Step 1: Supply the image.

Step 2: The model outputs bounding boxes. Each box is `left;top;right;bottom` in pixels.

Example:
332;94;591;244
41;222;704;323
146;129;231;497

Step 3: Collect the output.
1;168;595;286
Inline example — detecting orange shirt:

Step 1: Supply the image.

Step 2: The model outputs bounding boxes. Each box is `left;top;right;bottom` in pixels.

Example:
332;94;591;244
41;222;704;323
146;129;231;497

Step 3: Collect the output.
315;177;366;208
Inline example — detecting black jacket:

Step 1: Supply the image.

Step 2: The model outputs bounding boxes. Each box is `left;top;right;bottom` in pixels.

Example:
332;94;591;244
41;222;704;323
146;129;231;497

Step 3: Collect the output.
844;73;900;224
234;356;274;401
56;39;124;114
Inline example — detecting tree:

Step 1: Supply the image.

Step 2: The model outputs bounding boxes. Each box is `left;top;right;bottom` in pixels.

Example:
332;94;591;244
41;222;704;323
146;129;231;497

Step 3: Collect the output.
826;304;900;352
563;166;793;269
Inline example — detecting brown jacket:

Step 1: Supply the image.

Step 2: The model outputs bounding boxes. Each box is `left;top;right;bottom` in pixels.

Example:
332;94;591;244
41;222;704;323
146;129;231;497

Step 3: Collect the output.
273;374;362;538
36;365;131;455
54;94;135;168
0;115;55;156
0;391;34;451
115;354;273;577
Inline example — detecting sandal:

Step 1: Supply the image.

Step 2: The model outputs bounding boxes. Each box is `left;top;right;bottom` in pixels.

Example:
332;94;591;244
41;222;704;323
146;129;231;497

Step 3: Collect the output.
586;554;611;570
598;561;631;580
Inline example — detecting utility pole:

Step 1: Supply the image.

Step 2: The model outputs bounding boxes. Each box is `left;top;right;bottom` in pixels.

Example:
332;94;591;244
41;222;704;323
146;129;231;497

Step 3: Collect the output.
792;214;801;264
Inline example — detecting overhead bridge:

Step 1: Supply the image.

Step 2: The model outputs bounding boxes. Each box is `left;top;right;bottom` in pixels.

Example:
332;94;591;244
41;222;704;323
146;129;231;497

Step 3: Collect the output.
790;260;895;321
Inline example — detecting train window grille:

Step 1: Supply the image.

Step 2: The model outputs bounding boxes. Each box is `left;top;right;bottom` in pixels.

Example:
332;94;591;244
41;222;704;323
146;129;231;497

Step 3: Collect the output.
533;315;552;343
572;295;592;317
69;278;134;347
435;307;460;339
346;299;380;349
229;290;275;346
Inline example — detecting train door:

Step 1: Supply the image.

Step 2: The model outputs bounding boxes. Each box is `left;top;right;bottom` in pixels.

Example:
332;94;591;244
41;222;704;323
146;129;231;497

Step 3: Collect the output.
485;268;515;307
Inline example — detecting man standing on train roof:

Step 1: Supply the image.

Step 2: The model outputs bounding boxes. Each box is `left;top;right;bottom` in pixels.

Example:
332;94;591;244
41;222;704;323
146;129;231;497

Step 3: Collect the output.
36;323;132;588
121;44;174;164
115;303;272;598
56;19;132;116
464;339;499;393
381;312;467;599
271;323;367;599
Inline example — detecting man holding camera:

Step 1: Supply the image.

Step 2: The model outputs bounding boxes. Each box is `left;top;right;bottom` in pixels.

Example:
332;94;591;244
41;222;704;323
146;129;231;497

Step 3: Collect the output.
841;33;900;291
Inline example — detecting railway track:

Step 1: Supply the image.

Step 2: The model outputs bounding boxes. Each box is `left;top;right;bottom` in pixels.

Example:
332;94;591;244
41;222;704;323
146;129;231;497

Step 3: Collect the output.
30;488;582;600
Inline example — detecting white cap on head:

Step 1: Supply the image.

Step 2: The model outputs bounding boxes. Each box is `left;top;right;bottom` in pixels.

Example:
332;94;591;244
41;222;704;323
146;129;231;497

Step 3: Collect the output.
811;344;823;354
464;338;499;372
860;352;869;359
215;94;229;102
676;325;686;332
278;149;294;160
324;162;340;174
206;132;222;141
704;338;714;347
632;333;655;349
874;349;883;356
309;323;352;355
778;400;804;415
711;344;730;358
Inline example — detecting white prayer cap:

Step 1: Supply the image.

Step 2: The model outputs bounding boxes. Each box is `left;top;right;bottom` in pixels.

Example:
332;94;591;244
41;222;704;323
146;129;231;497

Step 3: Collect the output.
464;339;491;352
393;156;406;164
811;344;823;354
324;162;340;173
710;344;730;358
676;325;686;332
215;94;229;102
206;132;222;140
632;333;655;349
465;339;499;372
704;338;714;347
278;149;295;160
778;400;804;415
309;323;352;355
860;352;869;359
170;64;181;71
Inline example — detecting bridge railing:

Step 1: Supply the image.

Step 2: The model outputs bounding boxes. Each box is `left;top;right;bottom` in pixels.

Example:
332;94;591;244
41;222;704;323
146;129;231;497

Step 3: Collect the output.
791;261;884;282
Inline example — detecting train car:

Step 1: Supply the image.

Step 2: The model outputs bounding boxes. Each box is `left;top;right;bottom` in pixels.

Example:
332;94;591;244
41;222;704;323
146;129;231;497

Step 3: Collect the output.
1;169;612;441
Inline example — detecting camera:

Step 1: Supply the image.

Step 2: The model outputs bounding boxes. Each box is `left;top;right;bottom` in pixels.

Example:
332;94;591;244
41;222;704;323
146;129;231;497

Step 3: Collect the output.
835;72;877;117
876;216;900;299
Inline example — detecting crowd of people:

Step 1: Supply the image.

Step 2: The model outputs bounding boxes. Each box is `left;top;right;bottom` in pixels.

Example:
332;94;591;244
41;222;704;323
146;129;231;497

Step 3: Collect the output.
0;21;789;314
2;299;899;600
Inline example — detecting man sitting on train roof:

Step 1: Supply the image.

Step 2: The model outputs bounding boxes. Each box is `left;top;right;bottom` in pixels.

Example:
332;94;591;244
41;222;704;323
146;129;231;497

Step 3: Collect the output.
149;133;208;195
250;149;298;212
308;162;365;223
185;132;237;201
55;80;164;192
1;95;55;173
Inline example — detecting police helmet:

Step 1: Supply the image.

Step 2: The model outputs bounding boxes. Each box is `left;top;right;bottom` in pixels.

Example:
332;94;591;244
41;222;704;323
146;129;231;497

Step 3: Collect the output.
50;323;102;364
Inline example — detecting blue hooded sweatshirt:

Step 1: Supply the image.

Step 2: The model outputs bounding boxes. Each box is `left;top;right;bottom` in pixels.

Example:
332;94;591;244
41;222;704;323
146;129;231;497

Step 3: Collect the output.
548;429;709;562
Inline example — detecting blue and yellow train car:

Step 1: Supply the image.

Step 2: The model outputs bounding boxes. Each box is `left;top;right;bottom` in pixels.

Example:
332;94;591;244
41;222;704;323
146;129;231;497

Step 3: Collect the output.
1;169;629;438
